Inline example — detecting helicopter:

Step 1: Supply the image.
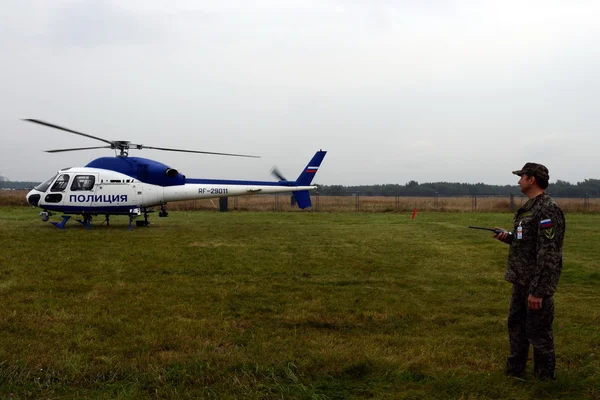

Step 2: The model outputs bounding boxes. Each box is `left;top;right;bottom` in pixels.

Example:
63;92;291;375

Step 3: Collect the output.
24;119;327;229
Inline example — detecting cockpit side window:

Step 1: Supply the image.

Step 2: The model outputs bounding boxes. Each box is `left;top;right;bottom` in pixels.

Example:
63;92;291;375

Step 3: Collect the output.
34;174;58;193
71;175;95;191
50;174;70;192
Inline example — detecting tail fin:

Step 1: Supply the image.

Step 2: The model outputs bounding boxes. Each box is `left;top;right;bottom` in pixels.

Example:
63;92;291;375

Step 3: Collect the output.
296;150;327;186
293;190;312;209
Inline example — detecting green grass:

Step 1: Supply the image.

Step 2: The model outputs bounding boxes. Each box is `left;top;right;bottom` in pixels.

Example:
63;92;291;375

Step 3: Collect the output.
0;208;599;399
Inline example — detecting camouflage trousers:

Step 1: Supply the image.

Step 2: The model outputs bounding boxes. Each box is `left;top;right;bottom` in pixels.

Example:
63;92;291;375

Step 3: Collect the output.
506;284;556;379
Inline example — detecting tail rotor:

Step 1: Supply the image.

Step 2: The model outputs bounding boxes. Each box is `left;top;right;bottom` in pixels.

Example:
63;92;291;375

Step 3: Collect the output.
270;166;288;182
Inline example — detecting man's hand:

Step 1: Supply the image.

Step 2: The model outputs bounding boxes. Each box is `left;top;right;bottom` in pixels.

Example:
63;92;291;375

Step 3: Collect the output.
528;294;543;310
493;227;509;242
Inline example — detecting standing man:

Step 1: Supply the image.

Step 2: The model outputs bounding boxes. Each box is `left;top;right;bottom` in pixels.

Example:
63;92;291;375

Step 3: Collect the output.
494;163;565;380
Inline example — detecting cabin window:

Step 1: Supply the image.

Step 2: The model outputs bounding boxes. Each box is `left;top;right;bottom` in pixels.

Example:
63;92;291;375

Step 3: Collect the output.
45;194;63;203
50;174;70;192
71;175;95;191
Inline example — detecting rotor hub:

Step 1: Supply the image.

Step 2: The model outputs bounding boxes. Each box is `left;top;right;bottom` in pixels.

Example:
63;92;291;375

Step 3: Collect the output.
111;141;132;156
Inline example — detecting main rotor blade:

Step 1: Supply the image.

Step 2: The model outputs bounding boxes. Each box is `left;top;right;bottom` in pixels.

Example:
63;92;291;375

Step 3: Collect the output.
24;119;114;145
140;145;260;158
45;146;112;153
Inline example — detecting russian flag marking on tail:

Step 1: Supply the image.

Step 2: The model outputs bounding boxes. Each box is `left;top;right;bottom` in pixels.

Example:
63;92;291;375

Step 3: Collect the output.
289;151;327;209
540;219;553;228
296;151;326;186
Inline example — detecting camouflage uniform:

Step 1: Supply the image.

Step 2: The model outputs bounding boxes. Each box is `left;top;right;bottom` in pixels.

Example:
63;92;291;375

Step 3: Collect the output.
503;164;565;380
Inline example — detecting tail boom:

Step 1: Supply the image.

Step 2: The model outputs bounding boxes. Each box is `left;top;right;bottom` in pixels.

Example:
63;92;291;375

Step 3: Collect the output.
161;150;326;209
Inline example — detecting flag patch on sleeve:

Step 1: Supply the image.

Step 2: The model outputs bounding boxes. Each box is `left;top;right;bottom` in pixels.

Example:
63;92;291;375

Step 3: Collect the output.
540;219;553;228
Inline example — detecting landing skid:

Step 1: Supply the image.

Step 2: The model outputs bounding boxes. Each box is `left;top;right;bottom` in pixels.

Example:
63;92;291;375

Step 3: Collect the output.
48;214;88;230
75;214;93;230
46;205;168;230
50;215;71;229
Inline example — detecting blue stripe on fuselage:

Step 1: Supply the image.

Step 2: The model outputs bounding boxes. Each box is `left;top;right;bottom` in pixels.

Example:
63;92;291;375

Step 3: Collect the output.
42;205;137;214
186;178;297;186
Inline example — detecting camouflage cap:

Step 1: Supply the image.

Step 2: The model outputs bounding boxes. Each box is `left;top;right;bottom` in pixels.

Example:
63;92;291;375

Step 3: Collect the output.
512;162;549;180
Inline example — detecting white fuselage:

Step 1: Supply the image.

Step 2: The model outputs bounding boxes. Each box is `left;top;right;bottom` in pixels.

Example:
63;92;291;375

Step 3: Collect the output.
27;167;315;214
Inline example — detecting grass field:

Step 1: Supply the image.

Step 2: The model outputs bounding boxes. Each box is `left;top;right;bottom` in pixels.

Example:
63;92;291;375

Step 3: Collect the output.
0;208;599;399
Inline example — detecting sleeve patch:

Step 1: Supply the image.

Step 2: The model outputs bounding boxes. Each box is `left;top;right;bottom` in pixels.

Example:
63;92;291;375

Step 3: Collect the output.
543;227;556;239
540;219;553;228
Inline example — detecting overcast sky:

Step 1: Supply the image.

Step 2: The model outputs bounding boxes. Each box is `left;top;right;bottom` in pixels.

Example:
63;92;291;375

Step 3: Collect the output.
2;0;599;185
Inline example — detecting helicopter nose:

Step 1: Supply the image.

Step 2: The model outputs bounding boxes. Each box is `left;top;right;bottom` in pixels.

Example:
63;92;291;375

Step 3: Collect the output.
27;191;41;207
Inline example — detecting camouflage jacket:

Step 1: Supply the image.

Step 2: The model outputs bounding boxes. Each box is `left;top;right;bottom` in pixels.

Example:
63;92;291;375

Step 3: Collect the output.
504;192;565;297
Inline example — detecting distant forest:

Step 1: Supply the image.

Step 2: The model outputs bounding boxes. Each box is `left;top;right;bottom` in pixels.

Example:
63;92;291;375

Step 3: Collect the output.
1;175;599;197
0;175;39;190
316;179;600;197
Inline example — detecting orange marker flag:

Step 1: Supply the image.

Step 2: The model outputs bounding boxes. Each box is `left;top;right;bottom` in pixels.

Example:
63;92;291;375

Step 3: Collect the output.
411;208;417;220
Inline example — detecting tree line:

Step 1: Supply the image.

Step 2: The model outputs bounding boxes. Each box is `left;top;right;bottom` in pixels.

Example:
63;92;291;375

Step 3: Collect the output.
0;175;40;190
316;179;600;197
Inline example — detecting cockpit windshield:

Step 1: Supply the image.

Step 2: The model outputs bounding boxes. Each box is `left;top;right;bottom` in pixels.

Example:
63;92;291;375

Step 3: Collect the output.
34;174;58;193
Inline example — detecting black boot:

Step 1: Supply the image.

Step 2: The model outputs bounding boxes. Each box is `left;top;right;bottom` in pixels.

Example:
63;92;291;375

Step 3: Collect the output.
505;356;526;378
533;353;556;381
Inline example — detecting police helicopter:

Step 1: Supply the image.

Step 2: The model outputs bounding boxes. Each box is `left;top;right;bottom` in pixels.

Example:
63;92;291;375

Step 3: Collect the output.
24;119;327;230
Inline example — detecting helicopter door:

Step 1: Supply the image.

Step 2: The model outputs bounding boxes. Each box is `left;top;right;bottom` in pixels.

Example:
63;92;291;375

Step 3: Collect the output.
42;173;71;207
63;174;99;211
93;178;139;212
